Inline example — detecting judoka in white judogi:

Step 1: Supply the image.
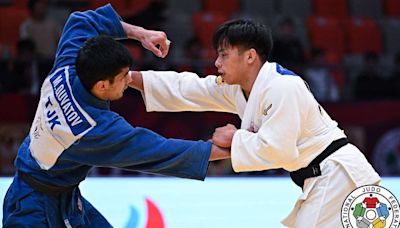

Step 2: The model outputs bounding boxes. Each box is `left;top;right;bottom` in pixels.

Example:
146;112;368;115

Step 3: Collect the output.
138;61;381;227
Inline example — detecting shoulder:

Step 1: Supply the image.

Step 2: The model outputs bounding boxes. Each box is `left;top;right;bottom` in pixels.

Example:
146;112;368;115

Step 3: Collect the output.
267;63;305;88
85;110;127;136
269;75;306;93
265;73;310;104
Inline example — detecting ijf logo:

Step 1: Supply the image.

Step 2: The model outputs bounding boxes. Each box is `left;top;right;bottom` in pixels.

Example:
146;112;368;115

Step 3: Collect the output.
341;185;399;228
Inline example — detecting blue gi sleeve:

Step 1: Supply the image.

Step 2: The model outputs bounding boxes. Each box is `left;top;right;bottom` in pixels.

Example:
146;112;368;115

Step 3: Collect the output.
53;4;126;70
65;112;212;180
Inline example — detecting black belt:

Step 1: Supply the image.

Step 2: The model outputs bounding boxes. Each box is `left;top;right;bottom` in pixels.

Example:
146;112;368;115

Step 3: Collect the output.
289;138;349;189
18;171;77;197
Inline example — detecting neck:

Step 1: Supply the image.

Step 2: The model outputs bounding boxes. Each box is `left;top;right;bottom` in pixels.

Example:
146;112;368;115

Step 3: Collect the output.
241;61;264;98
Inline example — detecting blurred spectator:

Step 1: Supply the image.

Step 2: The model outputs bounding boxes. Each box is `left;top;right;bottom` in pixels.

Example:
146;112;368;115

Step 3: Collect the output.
304;48;340;102
177;37;204;75
0;124;30;175
0;43;12;93
124;0;167;30
1;38;51;96
0;57;10;94
19;0;61;60
3;39;40;95
0;43;12;60
354;52;389;100
270;17;305;72
387;52;400;99
184;37;202;60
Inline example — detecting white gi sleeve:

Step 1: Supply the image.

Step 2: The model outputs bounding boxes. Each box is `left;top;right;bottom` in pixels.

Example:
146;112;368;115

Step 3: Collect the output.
231;77;308;172
141;71;237;113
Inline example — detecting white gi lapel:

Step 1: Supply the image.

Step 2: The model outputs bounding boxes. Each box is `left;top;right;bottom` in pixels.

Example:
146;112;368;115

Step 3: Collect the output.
240;62;273;132
29;66;96;170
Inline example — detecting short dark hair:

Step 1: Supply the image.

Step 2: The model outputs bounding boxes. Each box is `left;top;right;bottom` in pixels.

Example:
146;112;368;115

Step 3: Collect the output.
76;35;132;91
212;19;273;63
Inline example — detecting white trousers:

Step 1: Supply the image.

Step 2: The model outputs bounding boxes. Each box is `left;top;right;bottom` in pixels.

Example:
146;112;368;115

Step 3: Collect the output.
282;143;381;228
282;160;356;228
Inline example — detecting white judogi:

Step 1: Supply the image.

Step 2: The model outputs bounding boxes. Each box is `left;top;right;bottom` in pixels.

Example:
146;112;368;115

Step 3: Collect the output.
140;62;381;227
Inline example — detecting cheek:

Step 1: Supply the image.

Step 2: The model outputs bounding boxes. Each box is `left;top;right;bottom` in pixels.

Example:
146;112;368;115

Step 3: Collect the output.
116;81;125;89
228;61;240;73
110;83;123;93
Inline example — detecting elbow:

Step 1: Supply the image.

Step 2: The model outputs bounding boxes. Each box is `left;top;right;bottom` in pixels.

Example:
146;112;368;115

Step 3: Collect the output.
263;145;299;165
258;135;299;164
281;149;299;164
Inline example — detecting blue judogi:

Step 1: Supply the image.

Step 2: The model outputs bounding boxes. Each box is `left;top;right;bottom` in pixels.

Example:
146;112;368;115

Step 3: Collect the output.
2;4;211;227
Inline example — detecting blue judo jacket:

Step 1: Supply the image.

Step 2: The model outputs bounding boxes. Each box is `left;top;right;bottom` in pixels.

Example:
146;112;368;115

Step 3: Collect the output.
3;4;211;227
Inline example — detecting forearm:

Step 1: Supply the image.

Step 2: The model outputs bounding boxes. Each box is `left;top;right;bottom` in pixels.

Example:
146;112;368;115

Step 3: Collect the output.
138;70;237;113
128;71;144;92
209;144;230;161
121;22;146;41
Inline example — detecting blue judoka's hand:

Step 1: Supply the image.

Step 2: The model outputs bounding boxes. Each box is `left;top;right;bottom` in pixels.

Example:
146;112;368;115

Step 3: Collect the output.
209;144;231;161
140;29;170;58
122;21;170;58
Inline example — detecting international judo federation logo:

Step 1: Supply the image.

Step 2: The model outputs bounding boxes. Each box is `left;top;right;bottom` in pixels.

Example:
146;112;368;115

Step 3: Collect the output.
341;185;400;228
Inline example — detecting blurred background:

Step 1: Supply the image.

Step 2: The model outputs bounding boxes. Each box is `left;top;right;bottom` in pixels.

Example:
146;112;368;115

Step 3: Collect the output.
0;0;399;177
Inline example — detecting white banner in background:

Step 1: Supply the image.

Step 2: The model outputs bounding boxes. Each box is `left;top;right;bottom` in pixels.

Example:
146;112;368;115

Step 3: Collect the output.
1;177;399;228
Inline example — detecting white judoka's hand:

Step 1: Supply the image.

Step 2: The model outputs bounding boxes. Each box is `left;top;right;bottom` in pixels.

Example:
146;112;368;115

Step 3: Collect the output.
212;124;237;148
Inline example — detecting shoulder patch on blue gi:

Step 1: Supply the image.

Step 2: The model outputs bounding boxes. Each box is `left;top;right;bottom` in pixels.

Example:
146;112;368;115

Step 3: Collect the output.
29;66;96;170
276;64;298;76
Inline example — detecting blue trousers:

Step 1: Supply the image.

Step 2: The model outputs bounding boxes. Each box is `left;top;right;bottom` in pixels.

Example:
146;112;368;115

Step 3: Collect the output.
3;174;112;227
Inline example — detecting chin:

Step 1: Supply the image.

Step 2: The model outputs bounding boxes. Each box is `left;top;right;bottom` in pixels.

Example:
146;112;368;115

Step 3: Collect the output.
110;94;123;101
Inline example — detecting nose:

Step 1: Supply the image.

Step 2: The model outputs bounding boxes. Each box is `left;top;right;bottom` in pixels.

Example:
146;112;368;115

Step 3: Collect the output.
215;57;221;68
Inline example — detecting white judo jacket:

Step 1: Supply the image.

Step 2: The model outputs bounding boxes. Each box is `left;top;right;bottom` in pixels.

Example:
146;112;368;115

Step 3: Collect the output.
141;62;380;187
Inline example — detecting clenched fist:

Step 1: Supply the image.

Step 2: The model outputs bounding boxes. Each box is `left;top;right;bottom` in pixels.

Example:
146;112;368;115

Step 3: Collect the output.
212;124;237;148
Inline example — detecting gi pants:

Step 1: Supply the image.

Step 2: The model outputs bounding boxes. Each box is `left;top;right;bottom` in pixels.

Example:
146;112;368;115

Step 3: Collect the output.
3;173;112;228
282;144;380;228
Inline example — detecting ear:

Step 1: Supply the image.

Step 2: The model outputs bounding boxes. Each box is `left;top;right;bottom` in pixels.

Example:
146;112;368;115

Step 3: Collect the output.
246;48;258;64
93;80;106;91
92;80;110;94
91;80;110;100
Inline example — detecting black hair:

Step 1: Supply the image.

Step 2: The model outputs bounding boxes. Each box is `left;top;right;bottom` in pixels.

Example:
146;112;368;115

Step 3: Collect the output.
76;35;133;91
212;19;273;63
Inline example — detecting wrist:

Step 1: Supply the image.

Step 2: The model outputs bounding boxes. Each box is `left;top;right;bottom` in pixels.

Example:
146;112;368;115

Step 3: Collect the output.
122;22;145;41
130;26;146;41
127;71;144;92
